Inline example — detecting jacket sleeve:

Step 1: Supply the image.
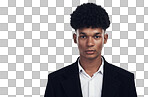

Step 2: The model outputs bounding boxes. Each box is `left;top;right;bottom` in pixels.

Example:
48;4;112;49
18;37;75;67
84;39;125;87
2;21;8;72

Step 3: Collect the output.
44;75;55;97
128;73;137;97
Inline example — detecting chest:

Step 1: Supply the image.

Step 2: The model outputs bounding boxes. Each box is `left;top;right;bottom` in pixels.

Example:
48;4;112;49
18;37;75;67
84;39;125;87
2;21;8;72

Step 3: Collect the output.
79;72;103;97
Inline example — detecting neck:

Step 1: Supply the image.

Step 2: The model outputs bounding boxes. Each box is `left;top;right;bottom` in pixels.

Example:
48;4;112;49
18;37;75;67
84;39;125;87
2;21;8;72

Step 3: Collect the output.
79;55;102;76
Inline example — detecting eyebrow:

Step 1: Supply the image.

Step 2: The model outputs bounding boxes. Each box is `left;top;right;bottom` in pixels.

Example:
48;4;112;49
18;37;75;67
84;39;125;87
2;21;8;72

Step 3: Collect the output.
79;32;101;35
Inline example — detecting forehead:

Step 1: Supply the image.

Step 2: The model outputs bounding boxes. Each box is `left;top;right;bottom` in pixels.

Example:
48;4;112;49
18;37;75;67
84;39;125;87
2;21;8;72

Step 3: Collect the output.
77;27;104;35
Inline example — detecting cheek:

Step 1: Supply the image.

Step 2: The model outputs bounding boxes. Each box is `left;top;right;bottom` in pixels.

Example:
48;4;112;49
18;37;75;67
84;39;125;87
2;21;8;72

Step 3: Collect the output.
77;40;86;49
95;40;103;48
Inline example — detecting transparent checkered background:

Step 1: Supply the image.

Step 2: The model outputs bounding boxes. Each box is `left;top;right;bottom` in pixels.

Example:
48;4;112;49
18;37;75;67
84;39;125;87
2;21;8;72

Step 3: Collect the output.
0;0;148;97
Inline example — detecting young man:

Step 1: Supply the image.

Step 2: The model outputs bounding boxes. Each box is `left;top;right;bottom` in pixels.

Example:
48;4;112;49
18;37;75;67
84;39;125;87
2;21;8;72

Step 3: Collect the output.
44;3;137;97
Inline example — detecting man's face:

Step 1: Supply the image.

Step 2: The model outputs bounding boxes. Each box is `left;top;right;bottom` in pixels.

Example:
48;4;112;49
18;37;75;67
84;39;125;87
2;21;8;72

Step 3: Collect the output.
73;27;108;60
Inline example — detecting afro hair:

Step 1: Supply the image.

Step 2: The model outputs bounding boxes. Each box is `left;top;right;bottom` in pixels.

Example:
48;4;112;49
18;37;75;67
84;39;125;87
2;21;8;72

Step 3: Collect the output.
70;3;110;31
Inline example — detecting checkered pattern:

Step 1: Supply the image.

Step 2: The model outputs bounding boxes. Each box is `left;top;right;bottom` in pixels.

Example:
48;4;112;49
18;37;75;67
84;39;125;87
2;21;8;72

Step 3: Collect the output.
0;0;148;97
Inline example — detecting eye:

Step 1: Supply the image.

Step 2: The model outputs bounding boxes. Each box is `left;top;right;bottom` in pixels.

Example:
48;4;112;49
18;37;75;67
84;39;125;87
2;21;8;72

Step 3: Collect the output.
94;36;100;38
80;36;86;38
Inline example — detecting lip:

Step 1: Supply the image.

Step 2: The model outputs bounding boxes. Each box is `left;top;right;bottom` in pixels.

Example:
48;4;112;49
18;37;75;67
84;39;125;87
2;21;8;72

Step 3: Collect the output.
85;50;95;54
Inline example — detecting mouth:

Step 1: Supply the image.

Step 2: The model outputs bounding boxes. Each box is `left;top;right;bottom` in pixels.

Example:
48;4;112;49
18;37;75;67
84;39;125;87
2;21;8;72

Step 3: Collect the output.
85;50;96;55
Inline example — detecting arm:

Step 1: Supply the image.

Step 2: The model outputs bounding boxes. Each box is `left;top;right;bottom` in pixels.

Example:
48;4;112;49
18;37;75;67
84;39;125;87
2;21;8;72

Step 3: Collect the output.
44;75;55;97
128;73;137;97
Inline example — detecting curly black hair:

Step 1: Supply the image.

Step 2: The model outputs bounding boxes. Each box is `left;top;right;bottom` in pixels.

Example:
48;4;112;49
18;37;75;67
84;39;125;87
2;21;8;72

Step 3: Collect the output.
70;3;110;31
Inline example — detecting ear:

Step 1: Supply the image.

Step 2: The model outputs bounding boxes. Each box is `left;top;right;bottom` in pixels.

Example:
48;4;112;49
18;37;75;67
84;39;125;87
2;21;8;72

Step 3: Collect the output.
73;33;77;43
104;33;108;44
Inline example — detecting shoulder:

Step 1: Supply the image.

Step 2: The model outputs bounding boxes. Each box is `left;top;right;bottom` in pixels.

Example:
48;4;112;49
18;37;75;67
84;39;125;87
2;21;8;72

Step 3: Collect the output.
108;62;134;79
48;62;77;79
102;55;134;79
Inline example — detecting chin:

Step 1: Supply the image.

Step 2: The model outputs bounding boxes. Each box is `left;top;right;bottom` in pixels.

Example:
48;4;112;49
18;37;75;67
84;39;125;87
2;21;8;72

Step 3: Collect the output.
83;54;99;60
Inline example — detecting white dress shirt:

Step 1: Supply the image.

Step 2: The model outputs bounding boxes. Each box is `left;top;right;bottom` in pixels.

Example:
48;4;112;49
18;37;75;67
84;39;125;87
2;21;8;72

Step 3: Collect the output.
78;57;104;97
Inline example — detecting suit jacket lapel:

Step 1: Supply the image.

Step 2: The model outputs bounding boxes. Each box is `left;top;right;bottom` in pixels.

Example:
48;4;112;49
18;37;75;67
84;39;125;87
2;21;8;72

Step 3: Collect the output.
101;56;121;97
61;58;83;97
60;56;121;97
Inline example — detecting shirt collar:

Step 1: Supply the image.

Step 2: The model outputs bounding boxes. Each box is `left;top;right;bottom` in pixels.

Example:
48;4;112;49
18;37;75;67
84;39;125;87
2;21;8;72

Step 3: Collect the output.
78;56;104;75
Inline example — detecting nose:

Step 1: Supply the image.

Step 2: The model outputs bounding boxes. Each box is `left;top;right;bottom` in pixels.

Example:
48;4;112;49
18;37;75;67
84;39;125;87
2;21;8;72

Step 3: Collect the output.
86;37;94;47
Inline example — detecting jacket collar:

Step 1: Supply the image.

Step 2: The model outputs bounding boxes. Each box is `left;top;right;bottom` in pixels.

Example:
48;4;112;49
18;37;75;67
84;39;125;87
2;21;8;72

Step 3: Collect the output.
61;56;120;97
101;56;121;97
61;57;83;97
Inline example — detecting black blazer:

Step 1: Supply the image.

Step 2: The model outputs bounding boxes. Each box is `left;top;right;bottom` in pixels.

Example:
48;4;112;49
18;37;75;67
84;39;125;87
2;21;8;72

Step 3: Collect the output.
44;56;137;97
